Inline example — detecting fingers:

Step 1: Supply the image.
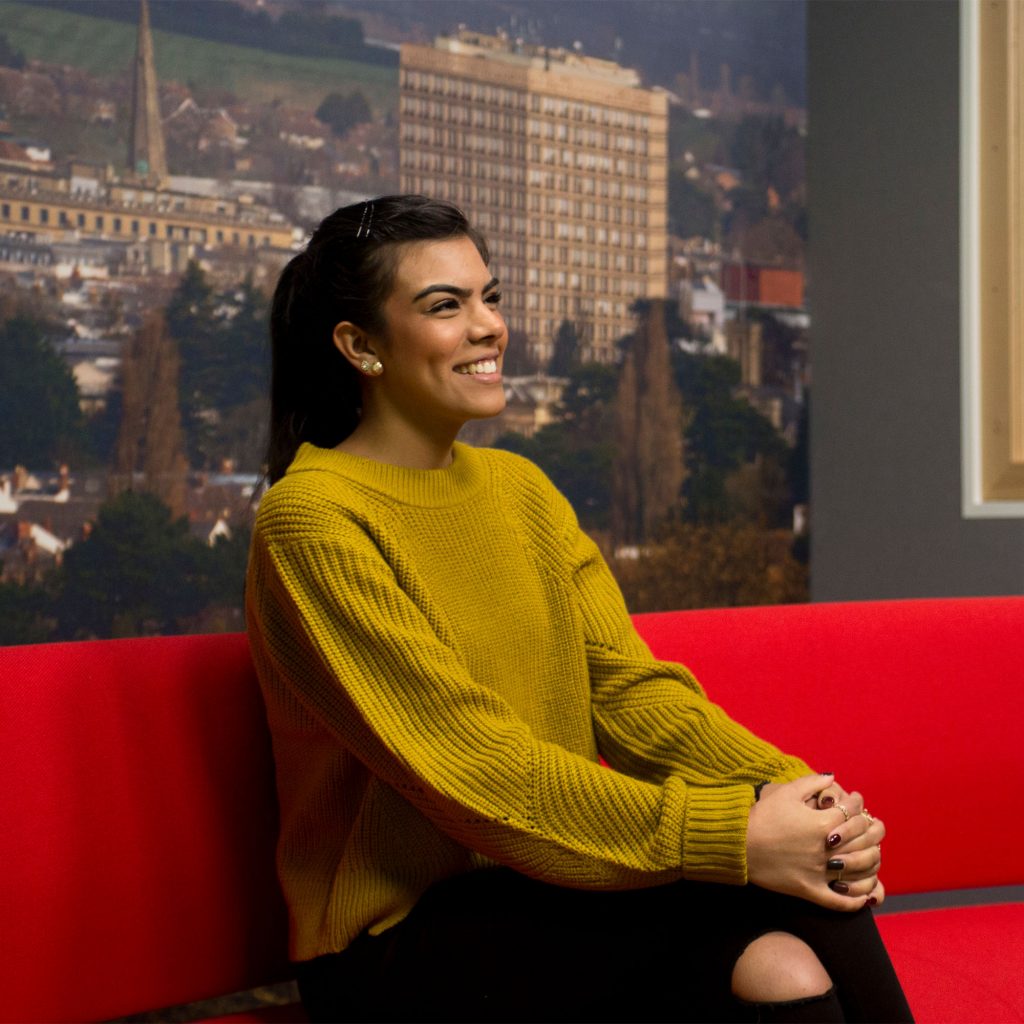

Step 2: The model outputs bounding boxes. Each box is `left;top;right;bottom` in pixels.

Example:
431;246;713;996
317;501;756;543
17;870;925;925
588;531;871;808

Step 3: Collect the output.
809;861;883;911
814;782;845;809
829;874;878;899
869;878;886;907
826;843;881;878
816;784;864;817
801;881;876;913
795;773;840;803
832;811;885;854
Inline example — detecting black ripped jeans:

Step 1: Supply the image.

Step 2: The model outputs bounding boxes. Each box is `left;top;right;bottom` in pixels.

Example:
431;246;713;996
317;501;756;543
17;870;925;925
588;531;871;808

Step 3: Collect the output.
294;868;913;1023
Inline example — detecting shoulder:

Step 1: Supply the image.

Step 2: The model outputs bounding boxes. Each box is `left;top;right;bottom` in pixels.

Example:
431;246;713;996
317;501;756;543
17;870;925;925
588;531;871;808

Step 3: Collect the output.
473;446;580;544
475;447;569;507
254;454;385;545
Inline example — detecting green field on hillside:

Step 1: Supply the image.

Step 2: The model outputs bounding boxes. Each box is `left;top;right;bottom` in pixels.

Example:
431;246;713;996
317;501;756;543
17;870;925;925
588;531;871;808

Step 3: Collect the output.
0;1;397;111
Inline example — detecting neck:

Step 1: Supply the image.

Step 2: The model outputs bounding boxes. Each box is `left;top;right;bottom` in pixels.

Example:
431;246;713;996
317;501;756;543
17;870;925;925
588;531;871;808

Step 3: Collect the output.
335;418;457;470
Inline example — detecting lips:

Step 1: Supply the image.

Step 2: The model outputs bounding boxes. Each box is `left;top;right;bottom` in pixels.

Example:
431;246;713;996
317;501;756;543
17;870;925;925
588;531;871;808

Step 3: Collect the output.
454;358;499;375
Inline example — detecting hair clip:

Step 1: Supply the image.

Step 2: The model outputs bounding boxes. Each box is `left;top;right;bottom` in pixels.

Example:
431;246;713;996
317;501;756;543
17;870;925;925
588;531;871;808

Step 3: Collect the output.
356;201;374;239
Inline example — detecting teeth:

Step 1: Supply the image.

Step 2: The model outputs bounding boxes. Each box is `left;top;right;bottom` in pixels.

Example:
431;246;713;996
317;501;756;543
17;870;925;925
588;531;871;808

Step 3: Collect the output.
455;359;498;375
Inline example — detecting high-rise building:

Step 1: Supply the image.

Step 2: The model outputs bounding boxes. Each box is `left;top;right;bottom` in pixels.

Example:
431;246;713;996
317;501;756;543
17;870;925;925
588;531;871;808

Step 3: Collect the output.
399;31;668;365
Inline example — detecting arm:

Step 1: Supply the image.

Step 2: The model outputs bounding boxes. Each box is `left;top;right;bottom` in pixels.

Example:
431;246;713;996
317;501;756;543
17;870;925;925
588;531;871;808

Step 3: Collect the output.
566;520;812;787
248;515;760;888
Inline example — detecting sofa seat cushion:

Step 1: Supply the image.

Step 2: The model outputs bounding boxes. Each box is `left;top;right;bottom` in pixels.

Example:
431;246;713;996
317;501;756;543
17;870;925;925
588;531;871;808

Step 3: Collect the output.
876;903;1024;1022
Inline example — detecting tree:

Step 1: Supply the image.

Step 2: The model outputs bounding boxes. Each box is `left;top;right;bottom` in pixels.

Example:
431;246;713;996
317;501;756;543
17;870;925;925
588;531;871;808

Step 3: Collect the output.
501;329;538;376
611;521;808;613
668;167;716;239
56;491;211;639
0;580;54;645
167;264;270;470
548;319;579;376
200;277;270;469
112;312;189;516
611;300;688;548
728;115;805;201
0;32;26;70
0;315;85;467
672;348;790;525
166;261;217;466
315;90;372;137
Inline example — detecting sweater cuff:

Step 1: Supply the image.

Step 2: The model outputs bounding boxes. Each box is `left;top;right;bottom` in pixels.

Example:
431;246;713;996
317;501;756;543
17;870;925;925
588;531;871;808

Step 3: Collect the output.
773;756;814;784
681;783;754;885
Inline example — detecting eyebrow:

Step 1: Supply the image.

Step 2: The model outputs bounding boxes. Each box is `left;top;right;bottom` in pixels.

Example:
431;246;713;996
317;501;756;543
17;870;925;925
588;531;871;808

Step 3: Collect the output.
412;277;500;302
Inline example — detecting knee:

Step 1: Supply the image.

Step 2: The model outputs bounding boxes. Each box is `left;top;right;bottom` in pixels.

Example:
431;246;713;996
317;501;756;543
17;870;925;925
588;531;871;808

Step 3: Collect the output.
731;931;832;1004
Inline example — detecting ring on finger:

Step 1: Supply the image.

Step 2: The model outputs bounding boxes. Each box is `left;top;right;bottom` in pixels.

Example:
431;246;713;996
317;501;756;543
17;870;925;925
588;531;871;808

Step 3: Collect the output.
835;803;851;821
861;810;875;823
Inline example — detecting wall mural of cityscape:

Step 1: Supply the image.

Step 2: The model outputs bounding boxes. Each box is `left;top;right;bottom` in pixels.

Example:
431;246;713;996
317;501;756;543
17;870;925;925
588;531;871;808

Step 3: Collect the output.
0;0;809;643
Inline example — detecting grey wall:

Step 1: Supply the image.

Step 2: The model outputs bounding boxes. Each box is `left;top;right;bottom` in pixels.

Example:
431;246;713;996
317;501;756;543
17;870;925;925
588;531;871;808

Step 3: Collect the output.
807;0;1024;600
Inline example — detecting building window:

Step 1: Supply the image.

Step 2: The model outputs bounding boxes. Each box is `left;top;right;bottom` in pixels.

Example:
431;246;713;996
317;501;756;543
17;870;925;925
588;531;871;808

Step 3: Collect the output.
40;208;49;224
78;214;86;227
95;215;104;230
149;222;157;236
20;206;29;221
131;220;140;234
59;211;69;226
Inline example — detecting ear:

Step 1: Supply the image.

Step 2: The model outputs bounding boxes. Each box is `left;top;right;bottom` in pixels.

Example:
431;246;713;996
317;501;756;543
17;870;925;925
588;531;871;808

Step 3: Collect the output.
332;321;379;372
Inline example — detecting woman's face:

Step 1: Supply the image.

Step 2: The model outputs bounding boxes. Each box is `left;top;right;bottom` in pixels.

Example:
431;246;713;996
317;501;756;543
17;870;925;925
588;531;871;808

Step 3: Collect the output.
366;235;508;436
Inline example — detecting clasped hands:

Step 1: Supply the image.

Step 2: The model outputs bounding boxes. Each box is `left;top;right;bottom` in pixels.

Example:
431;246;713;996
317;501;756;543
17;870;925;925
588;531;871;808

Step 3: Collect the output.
746;773;886;912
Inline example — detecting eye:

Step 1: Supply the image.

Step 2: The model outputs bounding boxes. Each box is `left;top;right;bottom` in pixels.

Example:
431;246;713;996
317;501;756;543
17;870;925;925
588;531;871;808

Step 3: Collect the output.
485;291;502;306
427;298;460;314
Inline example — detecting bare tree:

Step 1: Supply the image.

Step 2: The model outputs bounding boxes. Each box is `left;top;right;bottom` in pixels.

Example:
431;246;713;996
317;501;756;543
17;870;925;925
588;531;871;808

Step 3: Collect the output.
112;312;189;517
611;301;688;549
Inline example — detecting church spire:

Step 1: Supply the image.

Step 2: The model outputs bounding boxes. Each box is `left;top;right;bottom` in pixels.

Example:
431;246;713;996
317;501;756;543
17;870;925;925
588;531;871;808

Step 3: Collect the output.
127;0;168;182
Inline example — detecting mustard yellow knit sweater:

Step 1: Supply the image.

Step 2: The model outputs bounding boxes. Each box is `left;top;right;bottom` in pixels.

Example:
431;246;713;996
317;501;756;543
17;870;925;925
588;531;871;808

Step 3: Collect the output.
246;442;810;961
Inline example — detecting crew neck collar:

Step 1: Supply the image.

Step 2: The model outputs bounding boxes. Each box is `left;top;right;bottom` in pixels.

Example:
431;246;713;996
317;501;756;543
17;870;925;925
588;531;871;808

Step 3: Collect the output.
287;441;488;508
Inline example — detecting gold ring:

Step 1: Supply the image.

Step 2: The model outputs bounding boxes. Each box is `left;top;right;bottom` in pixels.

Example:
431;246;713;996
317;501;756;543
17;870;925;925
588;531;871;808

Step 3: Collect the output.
862;810;875;823
836;803;850;821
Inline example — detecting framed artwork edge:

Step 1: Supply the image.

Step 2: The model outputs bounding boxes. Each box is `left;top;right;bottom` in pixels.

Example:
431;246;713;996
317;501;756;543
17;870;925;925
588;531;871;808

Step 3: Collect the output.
961;0;1024;518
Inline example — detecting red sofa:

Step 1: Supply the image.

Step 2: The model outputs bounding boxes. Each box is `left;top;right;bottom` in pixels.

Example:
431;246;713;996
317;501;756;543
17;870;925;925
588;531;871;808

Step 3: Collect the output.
2;597;1022;1023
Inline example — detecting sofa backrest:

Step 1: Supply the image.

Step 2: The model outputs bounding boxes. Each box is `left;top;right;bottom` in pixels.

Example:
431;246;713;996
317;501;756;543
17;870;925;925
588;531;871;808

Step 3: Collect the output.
0;633;290;1024
633;596;1024;898
2;596;1021;1022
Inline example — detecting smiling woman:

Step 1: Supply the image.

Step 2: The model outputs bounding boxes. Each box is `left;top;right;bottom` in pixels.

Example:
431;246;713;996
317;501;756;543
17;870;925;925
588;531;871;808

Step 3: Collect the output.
246;195;910;1023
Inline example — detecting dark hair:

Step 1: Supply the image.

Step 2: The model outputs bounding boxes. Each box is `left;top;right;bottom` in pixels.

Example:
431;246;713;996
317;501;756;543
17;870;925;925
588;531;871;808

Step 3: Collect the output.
265;195;489;484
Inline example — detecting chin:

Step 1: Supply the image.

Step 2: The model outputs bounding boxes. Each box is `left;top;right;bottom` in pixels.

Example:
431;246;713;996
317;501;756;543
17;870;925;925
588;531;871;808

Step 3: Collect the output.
468;399;507;421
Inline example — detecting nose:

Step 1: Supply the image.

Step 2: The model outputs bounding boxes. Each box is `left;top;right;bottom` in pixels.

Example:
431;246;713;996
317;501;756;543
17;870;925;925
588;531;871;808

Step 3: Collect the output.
469;298;506;344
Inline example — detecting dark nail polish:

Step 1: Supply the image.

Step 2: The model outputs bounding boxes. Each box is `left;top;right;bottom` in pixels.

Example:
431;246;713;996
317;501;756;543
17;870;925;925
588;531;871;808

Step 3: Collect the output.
867;897;878;907
821;770;835;776
826;833;842;849
829;881;850;894
820;796;836;808
826;858;845;871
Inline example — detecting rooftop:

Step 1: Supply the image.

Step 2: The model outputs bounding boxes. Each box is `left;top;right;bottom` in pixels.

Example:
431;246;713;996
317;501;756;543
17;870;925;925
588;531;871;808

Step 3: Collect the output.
433;29;641;88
